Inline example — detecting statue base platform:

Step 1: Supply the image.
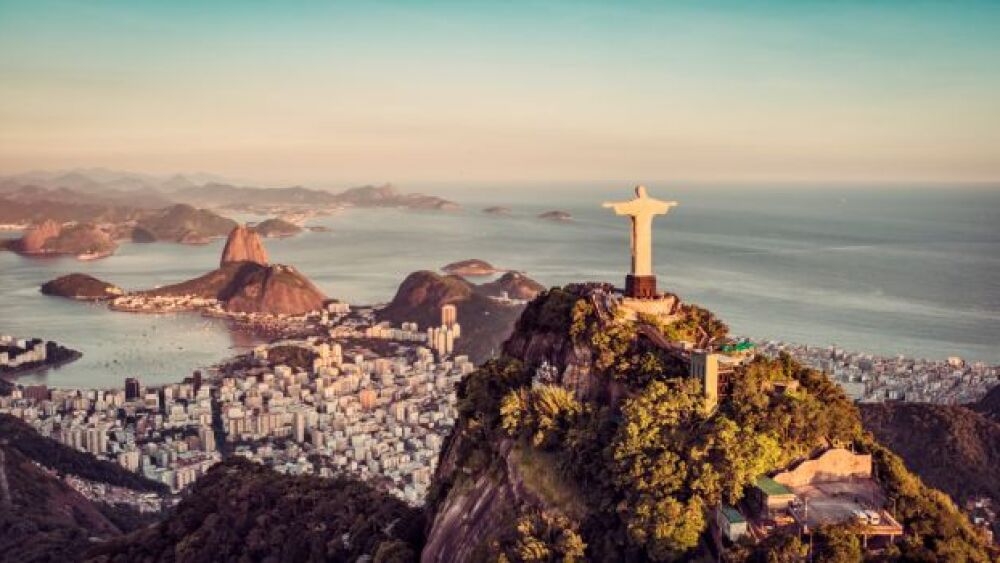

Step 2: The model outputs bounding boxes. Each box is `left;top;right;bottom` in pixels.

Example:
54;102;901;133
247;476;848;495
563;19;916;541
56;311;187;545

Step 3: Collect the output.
619;294;680;322
625;274;657;299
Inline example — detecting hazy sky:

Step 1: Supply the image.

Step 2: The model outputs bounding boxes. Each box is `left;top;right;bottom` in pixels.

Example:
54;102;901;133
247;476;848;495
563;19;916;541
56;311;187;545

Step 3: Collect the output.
1;0;998;186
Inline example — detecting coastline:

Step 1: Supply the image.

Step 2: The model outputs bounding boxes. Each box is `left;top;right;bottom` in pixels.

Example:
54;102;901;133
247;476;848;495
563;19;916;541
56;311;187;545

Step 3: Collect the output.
0;349;83;380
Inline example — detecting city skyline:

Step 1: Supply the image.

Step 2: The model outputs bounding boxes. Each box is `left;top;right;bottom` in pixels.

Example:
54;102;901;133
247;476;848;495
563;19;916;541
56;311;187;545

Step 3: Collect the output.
2;0;999;186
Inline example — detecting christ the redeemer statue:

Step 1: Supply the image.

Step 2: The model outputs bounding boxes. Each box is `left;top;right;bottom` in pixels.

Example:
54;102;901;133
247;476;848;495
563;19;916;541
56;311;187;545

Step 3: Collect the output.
603;185;678;299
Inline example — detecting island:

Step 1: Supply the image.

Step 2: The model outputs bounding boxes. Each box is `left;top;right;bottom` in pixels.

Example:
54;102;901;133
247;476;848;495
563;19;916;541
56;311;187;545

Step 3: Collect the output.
441;259;504;277
482;206;512;216
253;217;303;238
537;210;573;222
41;273;124;300
10;220;118;259
334;184;460;211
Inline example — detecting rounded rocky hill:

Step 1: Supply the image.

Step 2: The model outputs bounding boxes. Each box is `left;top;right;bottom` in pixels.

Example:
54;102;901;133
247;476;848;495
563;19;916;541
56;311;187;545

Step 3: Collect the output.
41;273;123;300
223;264;328;316
378;270;542;363
15;220;117;257
252;217;302;238
860;401;1000;505
42;223;117;255
477;271;545;300
132;204;237;243
18;219;62;252
380;270;475;327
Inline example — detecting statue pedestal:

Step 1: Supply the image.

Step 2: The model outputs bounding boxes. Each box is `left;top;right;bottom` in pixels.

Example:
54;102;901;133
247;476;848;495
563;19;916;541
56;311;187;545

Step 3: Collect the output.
625;274;657;299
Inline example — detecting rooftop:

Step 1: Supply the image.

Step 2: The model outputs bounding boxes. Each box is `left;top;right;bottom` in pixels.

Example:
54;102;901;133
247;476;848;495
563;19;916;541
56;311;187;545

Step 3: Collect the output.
756;476;794;497
720;504;746;524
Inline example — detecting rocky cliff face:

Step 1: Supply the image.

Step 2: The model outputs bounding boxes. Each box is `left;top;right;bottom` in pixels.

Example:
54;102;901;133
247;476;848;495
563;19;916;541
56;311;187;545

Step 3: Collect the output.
220;224;269;266
223;264;327;315
422;287;608;563
18;219;62;252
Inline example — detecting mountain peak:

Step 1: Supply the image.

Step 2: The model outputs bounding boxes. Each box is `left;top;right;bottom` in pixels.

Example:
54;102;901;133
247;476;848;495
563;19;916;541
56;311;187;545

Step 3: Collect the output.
220;224;269;267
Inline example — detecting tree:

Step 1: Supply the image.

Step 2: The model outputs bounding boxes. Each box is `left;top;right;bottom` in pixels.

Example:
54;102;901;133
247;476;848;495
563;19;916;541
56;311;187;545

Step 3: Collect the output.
812;524;861;563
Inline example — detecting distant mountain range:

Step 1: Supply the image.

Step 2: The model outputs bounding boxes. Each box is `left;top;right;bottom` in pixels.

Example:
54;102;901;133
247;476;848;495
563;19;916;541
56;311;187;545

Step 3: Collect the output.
0;168;459;220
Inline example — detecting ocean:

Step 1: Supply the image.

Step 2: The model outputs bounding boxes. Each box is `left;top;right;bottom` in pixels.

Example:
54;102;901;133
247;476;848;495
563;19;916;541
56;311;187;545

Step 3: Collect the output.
1;185;998;389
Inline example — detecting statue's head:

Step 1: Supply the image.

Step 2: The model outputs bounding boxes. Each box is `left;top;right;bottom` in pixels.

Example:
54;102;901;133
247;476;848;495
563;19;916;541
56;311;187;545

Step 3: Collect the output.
635;185;648;198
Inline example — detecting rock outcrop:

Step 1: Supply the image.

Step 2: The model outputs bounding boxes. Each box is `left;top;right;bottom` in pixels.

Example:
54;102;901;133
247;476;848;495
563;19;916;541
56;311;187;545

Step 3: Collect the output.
18;219;62;252
220;224;269;266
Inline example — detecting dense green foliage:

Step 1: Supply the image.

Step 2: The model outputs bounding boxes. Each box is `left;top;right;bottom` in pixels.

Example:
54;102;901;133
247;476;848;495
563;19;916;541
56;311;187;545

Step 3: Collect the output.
86;458;424;563
860;401;1000;505
722;355;862;467
866;442;991;562
437;287;992;562
267;344;318;371
517;286;580;334
607;379;781;558
493;511;587;562
571;299;686;386
657;303;729;344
